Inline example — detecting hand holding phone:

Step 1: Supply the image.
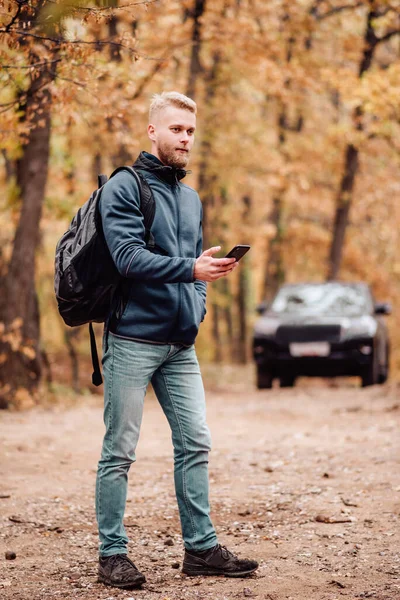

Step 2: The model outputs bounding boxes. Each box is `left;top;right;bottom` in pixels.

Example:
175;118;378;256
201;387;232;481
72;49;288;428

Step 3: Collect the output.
194;245;238;282
225;245;251;261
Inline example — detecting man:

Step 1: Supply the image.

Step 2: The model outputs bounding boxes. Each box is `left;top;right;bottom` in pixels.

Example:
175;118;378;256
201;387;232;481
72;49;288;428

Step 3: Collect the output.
96;91;258;589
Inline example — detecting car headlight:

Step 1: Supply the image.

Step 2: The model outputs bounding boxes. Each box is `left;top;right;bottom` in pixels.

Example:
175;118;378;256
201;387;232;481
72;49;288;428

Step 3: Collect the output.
342;316;377;338
254;317;279;337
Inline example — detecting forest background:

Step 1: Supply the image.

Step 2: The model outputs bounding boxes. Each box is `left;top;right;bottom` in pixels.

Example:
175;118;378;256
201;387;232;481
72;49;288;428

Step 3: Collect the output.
0;0;399;409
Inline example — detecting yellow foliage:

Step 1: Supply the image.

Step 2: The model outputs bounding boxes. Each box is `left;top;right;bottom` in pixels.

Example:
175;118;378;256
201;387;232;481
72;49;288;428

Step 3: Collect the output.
21;346;36;360
1;0;400;385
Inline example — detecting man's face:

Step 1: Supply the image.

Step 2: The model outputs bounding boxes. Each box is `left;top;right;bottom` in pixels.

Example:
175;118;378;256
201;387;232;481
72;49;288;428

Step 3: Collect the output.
148;106;196;169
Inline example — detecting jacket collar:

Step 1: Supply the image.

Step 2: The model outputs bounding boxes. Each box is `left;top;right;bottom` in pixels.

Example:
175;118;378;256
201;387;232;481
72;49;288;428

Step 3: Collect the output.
133;151;187;185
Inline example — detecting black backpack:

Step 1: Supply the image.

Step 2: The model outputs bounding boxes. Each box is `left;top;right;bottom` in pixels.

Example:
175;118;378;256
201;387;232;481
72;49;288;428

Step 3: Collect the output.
54;166;155;386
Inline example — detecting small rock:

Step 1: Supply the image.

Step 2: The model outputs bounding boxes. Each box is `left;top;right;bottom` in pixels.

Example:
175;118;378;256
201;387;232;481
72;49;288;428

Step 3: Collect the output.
164;538;174;546
364;519;374;527
171;562;180;569
5;551;16;560
330;579;346;589
243;587;256;597
341;497;358;507
315;514;353;524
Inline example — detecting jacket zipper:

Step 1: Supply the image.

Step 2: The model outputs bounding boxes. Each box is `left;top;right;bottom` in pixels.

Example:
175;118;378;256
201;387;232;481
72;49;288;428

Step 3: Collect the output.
166;176;182;341
175;176;182;336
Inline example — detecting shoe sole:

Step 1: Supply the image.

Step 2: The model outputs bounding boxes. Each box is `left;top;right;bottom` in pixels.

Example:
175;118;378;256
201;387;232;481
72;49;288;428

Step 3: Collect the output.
181;566;258;578
97;574;146;589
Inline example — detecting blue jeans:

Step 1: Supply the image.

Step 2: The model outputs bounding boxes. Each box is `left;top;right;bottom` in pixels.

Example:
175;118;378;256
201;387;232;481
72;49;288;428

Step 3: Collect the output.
95;333;217;557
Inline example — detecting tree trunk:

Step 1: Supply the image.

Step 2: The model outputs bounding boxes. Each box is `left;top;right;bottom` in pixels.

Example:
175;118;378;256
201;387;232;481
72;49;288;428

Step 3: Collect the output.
236;266;248;363
211;302;222;363
0;57;56;408
92;152;103;187
107;10;132;168
261;21;298;301
197;50;221;250
326;6;380;280
186;0;206;99
195;52;223;362
263;196;285;300
235;195;252;363
65;329;81;394
108;11;122;62
327;144;359;280
221;278;234;361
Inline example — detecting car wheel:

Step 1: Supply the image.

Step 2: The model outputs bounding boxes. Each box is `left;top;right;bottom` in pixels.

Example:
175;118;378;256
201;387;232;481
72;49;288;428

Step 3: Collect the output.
361;353;379;388
279;376;296;388
378;343;390;384
256;367;273;389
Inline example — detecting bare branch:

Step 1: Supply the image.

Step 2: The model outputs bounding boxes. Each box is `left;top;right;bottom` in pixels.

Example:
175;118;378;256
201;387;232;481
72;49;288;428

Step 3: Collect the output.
1;59;61;69
0;100;20;110
131;53;167;100
316;2;364;21
49;70;86;88
367;131;400;154
44;0;158;12
1;29;164;61
0;74;52;111
376;28;400;44
4;0;28;33
1;29;140;55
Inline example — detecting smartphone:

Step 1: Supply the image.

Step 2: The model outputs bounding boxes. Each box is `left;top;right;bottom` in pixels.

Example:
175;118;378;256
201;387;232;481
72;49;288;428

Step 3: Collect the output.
225;245;251;261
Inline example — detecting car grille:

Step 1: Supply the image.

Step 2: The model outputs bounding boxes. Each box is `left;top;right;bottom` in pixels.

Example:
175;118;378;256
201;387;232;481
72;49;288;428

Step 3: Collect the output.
276;325;341;344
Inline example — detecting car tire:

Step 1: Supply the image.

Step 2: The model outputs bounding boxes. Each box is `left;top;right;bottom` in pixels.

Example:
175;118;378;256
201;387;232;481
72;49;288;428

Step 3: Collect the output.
256;368;273;389
361;353;379;388
279;376;296;388
378;343;390;385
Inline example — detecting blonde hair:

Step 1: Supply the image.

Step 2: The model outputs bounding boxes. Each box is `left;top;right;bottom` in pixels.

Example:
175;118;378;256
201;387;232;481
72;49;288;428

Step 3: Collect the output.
149;91;197;122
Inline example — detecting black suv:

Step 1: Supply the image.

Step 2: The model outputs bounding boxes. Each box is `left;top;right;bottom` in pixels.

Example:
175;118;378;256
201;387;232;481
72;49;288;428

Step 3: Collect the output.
253;282;391;389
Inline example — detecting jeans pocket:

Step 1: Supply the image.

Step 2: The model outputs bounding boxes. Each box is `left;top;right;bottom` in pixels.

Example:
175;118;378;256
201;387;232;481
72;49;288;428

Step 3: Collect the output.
102;330;114;366
195;291;206;323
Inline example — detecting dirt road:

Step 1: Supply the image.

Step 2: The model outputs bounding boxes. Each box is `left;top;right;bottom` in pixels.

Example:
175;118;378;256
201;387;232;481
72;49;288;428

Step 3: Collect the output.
1;371;400;600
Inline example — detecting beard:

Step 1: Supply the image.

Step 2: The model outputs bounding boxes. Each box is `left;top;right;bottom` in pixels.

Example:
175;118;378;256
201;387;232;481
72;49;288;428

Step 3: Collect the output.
157;141;190;169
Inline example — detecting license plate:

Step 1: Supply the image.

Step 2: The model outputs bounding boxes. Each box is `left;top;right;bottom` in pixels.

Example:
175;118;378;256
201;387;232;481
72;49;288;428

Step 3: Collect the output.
289;342;330;357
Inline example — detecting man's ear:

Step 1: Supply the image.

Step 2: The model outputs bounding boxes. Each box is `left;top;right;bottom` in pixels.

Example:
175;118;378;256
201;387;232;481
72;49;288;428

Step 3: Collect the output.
147;123;156;142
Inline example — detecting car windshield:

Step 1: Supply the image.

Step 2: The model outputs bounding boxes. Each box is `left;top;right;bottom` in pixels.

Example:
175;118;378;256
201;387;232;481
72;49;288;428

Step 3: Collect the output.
270;284;373;317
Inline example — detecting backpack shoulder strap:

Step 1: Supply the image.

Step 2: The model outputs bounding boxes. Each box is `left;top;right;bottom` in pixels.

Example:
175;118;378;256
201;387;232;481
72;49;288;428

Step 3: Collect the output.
109;166;156;246
98;174;108;188
90;168;155;387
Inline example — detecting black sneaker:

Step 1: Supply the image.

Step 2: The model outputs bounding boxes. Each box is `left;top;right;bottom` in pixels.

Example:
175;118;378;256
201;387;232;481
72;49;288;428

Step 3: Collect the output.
98;553;146;589
182;544;258;577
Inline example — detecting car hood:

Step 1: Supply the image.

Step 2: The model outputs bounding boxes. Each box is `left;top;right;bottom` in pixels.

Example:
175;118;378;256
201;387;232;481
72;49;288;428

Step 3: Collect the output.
254;312;377;339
